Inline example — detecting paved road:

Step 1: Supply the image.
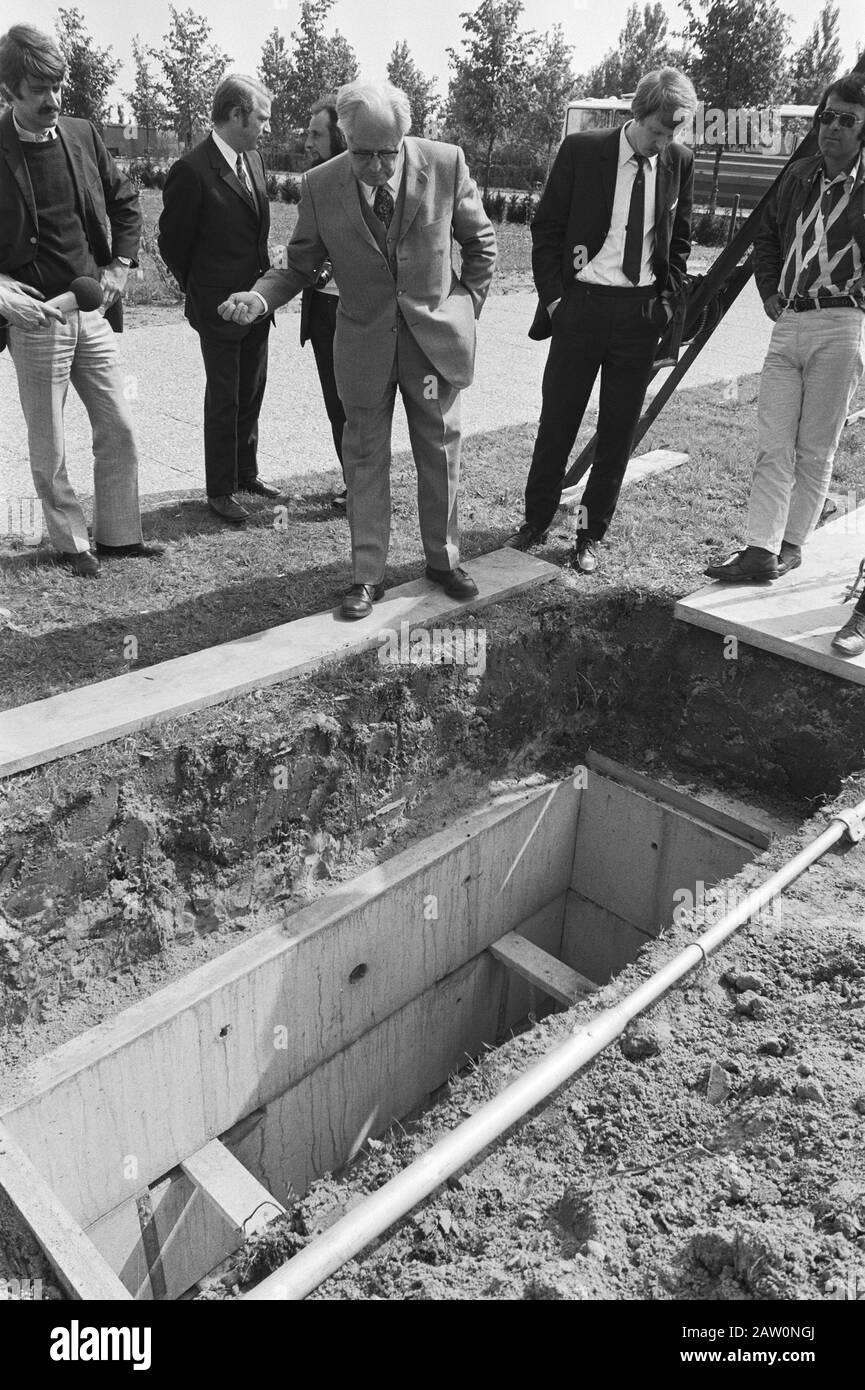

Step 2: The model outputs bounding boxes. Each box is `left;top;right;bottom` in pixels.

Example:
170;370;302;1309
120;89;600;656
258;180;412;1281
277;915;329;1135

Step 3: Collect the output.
0;275;772;508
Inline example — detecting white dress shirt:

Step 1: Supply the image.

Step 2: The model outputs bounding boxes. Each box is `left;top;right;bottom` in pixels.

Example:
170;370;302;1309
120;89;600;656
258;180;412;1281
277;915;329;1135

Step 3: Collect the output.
578;122;658;288
211;128;251;185
356;146;405;211
13;112;57;142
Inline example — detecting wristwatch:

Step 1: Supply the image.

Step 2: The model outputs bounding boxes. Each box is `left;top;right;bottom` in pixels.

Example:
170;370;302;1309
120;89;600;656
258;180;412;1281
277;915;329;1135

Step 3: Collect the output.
115;256;134;268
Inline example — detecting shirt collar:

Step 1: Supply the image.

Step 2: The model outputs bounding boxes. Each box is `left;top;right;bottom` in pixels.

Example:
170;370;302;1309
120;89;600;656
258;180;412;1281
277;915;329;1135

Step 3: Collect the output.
621;121;658;170
211;128;244;174
13;111;57;143
820;150;863;189
358;144;405;203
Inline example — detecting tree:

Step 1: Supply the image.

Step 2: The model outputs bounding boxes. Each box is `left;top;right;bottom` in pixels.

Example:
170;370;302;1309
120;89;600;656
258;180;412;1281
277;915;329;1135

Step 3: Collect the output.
285;0;358;128
788;1;843;103
527;25;576;175
258;27;292;142
386;41;440;136
152;6;231;150
55;7;120;128
683;0;791;213
124;36;168;152
446;0;537;196
580;3;690;98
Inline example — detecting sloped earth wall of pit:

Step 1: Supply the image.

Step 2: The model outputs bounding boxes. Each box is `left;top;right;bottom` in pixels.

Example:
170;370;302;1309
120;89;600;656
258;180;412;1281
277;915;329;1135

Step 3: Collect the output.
2;587;864;1052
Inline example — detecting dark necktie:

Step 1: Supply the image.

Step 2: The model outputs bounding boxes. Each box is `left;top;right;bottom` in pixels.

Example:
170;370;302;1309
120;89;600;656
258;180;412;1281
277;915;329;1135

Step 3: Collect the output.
373;184;395;230
622;154;646;286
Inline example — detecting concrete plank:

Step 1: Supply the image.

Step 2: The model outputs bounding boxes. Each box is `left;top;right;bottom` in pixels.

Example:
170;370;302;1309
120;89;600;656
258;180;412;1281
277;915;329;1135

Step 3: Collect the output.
489;931;597;1005
181;1139;285;1235
0;547;559;778
674;504;865;684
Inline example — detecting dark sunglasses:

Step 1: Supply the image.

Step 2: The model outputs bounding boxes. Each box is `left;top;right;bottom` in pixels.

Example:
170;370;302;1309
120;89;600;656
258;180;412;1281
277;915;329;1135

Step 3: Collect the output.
817;109;861;129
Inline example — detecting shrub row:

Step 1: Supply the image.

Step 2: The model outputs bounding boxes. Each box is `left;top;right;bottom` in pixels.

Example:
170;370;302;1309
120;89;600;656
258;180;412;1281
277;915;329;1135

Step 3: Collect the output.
124;157;301;203
482;191;539;224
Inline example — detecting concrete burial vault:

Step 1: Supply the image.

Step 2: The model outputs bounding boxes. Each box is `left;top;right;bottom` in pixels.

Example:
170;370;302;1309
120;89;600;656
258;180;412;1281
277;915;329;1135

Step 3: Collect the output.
676;502;865;683
0;757;781;1300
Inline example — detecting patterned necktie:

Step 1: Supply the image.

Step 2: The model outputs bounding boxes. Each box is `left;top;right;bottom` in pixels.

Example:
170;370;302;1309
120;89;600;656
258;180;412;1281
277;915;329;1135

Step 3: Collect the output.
373;184;395;230
236;153;253;200
622;154;646;286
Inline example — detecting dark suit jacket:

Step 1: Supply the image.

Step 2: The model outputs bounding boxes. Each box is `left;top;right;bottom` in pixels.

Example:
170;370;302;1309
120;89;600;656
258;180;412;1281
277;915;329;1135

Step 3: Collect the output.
754;151;865;303
158;135;271;340
528;128;694;339
0;111;141;351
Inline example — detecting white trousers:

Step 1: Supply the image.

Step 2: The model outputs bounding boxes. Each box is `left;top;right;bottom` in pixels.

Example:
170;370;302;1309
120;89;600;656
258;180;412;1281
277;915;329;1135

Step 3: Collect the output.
747;308;865;553
7;308;142;553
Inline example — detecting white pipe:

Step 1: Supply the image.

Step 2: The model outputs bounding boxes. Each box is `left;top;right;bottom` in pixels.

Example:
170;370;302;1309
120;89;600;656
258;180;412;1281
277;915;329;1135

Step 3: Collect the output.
244;800;865;1301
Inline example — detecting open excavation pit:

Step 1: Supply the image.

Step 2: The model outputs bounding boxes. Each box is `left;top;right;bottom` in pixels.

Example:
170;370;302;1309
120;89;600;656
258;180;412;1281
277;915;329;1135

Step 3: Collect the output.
1;585;864;1300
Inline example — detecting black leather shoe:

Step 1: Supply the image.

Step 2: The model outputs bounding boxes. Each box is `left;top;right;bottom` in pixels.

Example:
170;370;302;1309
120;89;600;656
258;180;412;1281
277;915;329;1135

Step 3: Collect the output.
572;538;599;573
425;565;479;600
777;541;802;577
832;608;865;657
504;522;548;551
208;494;249;524
238;477;282;499
341;581;385;619
95;541;165;559
704;546;779;582
57;550;100;578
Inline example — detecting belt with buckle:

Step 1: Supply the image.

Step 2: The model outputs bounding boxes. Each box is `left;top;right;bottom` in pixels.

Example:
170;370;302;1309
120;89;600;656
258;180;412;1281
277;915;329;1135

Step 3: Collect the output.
787;294;862;312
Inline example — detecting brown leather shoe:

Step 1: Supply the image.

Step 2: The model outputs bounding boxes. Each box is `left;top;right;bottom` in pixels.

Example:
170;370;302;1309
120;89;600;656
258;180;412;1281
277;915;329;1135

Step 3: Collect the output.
341;582;385;619
208;494;249;524
704;546;779;582
57;550;100;578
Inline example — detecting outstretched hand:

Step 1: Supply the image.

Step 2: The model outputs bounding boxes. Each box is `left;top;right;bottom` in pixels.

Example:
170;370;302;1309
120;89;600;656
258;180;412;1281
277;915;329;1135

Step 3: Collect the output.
218;292;264;325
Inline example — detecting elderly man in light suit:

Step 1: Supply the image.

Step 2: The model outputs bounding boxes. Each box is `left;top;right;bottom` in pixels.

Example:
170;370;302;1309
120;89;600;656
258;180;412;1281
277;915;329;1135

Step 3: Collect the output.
220;79;497;618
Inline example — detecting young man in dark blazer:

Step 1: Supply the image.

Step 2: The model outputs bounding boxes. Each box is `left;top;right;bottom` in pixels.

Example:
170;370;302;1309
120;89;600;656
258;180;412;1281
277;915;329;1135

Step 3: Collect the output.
159;75;281;524
507;68;697;573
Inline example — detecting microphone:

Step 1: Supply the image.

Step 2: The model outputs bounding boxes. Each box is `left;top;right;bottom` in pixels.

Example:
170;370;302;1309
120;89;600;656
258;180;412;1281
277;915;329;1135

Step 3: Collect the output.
44;276;104;314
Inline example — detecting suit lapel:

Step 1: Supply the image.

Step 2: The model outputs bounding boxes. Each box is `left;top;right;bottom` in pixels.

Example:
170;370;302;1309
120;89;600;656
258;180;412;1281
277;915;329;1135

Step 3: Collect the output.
340;162;384;255
249;150;267;220
600;128;619;221
397;138;429;241
1;111;39;229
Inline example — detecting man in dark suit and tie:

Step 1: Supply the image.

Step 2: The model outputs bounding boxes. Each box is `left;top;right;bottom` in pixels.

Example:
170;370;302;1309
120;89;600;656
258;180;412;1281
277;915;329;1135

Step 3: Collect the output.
159;75;281;524
507;68;697;573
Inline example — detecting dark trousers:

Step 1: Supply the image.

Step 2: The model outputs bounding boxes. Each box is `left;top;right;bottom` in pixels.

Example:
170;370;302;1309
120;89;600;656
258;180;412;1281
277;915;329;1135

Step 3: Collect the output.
198;318;270;497
307;291;346;474
525;283;661;539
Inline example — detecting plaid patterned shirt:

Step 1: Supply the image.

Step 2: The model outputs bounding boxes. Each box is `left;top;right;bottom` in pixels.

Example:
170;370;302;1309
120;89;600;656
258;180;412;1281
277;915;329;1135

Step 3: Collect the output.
779;154;864;301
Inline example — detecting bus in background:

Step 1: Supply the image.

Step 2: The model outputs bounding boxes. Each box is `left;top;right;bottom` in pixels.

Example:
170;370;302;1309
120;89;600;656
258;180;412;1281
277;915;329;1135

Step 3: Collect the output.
561;97;815;208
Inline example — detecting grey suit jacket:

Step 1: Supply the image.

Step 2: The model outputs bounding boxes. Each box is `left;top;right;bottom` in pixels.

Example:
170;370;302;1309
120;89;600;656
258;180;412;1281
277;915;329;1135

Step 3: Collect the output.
253;137;497;404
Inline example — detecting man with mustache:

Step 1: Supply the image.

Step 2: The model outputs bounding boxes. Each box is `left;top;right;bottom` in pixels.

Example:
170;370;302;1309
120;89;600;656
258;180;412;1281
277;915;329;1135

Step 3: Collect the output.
0;23;160;576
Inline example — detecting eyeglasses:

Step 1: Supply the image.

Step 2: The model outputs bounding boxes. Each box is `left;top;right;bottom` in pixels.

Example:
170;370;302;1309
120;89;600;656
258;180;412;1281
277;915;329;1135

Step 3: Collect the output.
817;109;861;129
349;147;400;162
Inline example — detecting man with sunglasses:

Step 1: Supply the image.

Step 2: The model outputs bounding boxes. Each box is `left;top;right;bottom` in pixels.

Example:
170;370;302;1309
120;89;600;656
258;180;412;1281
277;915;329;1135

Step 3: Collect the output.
219;79;496;619
706;75;865;617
